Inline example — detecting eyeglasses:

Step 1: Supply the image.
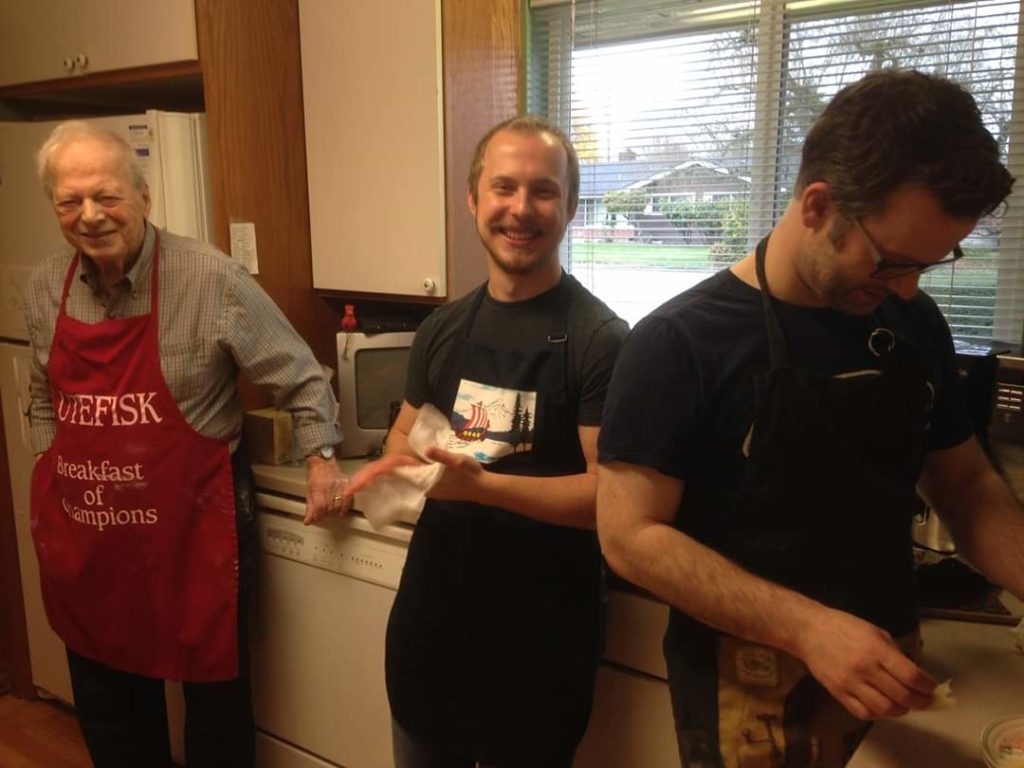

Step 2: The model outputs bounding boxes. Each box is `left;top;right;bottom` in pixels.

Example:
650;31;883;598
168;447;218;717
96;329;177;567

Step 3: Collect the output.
852;218;964;280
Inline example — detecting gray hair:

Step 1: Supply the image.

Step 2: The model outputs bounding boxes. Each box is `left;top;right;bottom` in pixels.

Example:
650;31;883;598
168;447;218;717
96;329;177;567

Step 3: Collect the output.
36;120;148;199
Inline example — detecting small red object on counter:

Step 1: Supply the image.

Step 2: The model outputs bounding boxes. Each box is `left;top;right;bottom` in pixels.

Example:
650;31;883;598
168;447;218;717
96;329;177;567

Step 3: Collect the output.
341;304;358;331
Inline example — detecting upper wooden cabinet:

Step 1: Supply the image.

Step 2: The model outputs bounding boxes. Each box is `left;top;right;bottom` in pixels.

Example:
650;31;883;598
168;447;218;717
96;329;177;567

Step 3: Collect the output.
0;0;198;88
299;0;447;299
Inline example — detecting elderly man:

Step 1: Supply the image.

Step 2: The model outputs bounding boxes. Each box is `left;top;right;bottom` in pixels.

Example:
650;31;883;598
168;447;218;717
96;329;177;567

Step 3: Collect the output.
350;116;628;768
597;69;1024;768
25;120;349;768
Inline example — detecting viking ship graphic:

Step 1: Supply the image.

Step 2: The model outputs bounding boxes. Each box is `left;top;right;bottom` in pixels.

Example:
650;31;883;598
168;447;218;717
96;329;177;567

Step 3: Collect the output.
456;401;489;441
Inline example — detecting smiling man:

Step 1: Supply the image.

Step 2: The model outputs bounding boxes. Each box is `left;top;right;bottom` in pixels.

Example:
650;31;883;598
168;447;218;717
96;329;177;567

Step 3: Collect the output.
25;120;349;768
596;70;1024;768
350;116;627;768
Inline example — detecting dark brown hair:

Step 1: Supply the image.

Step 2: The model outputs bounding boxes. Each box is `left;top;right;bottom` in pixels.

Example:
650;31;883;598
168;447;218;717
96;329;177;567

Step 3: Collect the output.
796;69;1014;219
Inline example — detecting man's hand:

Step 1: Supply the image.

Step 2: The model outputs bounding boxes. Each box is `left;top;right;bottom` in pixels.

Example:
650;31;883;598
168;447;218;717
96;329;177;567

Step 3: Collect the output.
347;454;423;494
796;607;937;720
304;455;352;525
346;447;487;505
421;446;487;503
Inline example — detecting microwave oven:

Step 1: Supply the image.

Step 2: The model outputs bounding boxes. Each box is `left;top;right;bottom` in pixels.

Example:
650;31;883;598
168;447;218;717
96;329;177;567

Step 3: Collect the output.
336;331;416;458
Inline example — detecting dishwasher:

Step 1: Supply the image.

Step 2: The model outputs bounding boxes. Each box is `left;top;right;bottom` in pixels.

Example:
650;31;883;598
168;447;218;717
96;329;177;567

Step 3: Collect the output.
251;488;411;768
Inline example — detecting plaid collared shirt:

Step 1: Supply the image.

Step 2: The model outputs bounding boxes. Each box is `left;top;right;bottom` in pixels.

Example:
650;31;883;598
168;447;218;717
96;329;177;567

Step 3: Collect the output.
25;222;341;456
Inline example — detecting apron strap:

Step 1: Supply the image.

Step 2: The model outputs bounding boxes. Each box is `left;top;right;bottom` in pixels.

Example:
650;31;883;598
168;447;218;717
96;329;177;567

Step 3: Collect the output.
57;229;163;324
754;234;789;369
445;276;573;406
545;274;574;406
755;234;897;368
149;230;162;319
57;254;80;317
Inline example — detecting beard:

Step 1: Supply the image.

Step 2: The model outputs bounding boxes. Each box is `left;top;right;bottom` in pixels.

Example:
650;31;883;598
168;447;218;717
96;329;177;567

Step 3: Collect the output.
485;244;551;275
795;227;889;316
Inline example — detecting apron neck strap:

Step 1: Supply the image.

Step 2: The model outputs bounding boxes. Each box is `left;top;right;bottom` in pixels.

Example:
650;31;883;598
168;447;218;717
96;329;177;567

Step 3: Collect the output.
754;234;896;368
149;230;162;318
58;230;162;319
460;276;573;342
58;253;81;315
754;234;789;369
447;277;574;404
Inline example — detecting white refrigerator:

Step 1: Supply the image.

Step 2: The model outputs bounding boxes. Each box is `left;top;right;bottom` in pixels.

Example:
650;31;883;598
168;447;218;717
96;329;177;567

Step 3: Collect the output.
0;110;210;757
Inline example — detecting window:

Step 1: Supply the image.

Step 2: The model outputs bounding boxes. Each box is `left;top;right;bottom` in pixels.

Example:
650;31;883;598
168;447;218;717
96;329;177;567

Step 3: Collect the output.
528;0;1024;339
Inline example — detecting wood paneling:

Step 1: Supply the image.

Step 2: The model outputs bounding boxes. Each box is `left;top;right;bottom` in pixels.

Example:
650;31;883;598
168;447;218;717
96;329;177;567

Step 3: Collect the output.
194;0;337;369
441;0;523;301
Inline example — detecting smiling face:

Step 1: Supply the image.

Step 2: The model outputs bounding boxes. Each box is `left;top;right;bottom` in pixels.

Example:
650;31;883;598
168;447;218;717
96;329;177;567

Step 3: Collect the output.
48;136;151;280
797;184;977;315
468;128;574;289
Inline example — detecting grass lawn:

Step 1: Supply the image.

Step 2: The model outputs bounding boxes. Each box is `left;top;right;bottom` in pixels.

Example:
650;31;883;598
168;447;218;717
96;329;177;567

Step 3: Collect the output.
569;241;716;269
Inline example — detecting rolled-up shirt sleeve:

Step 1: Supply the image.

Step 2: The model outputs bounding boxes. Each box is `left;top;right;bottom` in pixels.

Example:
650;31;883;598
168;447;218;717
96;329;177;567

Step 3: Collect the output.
219;263;342;457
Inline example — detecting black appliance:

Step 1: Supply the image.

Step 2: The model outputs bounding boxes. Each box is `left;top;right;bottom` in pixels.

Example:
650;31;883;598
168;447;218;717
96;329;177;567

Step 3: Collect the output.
952;337;1017;458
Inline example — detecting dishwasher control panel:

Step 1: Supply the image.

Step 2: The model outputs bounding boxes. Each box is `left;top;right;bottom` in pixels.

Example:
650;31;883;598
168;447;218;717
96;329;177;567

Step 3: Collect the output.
257;510;406;590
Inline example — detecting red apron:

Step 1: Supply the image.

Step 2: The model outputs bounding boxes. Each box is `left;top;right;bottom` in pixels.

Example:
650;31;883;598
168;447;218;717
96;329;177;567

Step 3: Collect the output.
30;235;239;682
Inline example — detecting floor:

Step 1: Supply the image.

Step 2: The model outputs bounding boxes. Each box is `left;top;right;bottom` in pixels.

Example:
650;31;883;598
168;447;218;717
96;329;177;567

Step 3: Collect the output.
0;694;92;768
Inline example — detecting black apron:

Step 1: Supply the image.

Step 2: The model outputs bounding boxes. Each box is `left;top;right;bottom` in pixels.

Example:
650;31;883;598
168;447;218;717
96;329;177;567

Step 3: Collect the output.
665;236;930;768
386;278;603;764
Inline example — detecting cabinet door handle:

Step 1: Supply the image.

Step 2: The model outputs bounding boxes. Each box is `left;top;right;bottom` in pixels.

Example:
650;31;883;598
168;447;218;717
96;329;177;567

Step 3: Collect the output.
421;278;436;295
63;56;76;73
74;53;89;72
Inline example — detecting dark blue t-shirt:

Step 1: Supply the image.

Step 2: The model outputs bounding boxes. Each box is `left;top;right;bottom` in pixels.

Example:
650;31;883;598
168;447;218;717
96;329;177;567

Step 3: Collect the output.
599;269;971;498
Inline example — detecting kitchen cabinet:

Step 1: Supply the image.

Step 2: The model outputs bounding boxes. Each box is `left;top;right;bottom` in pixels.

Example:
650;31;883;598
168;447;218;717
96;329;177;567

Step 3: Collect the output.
298;0;447;298
0;0;197;88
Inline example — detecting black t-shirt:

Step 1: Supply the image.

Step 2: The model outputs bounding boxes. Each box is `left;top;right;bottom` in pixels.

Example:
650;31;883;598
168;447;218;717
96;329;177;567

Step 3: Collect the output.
406;272;629;427
599;268;971;492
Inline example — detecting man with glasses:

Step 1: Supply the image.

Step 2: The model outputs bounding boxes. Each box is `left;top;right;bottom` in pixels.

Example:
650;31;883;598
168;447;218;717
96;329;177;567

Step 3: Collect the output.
597;70;1024;768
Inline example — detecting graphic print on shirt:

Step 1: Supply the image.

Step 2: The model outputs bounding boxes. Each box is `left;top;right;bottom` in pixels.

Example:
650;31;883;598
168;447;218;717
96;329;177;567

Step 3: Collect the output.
445;378;536;463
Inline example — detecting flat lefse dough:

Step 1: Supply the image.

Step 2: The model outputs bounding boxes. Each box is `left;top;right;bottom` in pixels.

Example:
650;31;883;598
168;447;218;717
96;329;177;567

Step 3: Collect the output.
926;679;957;711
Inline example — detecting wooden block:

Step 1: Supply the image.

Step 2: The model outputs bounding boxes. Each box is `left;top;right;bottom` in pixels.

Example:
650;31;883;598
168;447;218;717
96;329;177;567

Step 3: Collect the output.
244;408;294;465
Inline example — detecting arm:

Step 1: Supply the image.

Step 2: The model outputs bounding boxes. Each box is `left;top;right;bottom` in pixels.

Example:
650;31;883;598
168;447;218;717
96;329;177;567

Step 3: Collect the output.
597;460;937;719
28;340;56;456
424;425;599;529
221;264;348;523
369;400;599;529
24;267;57;455
918;436;1024;599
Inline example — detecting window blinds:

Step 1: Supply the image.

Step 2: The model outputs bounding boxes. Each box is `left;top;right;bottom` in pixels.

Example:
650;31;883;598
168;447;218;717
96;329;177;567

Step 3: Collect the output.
528;0;1024;340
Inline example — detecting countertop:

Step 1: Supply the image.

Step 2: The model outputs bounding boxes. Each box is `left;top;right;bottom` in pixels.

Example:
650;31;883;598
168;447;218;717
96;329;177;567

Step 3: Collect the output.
251;458;416;543
251;458;368;499
848;617;1024;767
